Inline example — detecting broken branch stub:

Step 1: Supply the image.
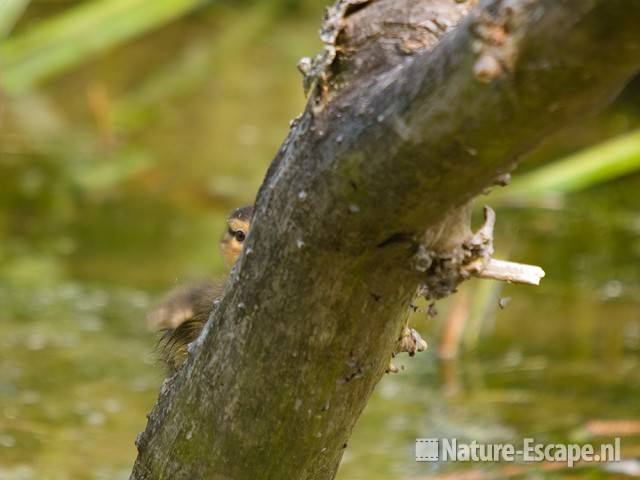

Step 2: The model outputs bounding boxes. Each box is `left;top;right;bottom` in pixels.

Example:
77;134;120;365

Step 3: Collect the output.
476;259;546;286
416;205;545;300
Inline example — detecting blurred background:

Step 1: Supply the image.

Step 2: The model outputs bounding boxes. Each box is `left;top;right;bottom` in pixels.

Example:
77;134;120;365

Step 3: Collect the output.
0;1;639;479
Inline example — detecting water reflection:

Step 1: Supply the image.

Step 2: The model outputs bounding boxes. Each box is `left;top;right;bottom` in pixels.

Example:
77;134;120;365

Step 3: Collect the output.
0;1;639;479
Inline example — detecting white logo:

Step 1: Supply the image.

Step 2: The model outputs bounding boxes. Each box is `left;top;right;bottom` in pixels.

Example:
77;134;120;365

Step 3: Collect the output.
416;438;621;467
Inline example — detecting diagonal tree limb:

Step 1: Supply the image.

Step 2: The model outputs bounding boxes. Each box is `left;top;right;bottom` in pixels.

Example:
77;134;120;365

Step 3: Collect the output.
131;1;640;478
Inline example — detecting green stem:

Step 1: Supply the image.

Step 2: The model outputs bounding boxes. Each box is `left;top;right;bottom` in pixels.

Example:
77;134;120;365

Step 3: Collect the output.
0;0;30;38
0;0;207;95
492;129;640;204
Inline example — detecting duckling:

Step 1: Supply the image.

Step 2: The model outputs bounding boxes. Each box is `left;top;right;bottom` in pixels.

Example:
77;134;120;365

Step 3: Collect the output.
150;203;425;373
149;205;253;372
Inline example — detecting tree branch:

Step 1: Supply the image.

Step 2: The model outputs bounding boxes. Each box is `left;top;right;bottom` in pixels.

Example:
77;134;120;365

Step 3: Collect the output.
476;259;545;285
131;1;640;478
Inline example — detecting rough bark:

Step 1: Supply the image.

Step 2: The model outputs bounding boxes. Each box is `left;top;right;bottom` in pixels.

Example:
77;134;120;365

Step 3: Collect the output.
131;0;640;478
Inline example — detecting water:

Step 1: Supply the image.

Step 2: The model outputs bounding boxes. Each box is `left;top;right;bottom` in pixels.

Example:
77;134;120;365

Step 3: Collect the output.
1;2;639;479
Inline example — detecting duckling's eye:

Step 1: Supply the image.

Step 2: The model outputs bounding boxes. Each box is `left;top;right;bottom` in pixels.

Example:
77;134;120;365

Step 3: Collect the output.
234;230;246;242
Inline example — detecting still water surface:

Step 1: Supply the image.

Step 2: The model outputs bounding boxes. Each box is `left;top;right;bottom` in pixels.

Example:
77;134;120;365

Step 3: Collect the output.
1;2;639;479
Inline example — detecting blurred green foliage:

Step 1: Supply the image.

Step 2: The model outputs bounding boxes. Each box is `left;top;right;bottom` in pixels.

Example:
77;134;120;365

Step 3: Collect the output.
0;0;30;38
0;1;639;479
491;129;640;206
1;0;207;95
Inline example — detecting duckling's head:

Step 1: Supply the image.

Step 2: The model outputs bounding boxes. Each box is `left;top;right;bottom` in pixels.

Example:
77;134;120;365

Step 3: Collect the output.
220;205;253;267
